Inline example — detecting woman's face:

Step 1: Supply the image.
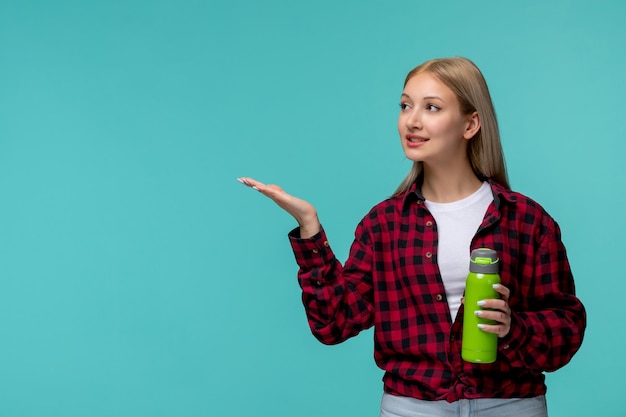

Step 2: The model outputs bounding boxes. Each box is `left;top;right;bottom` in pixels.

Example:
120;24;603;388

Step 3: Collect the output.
398;71;478;167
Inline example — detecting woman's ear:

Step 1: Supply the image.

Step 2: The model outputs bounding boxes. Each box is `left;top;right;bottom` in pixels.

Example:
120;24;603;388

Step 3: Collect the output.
463;111;481;140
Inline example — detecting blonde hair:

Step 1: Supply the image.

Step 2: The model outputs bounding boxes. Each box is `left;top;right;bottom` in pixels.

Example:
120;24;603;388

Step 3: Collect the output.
393;57;510;196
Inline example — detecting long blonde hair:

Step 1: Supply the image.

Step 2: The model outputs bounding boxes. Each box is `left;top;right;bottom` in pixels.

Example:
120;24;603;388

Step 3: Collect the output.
393;57;510;196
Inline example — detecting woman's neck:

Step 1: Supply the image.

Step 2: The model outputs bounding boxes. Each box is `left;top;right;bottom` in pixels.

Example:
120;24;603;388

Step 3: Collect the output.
421;162;483;203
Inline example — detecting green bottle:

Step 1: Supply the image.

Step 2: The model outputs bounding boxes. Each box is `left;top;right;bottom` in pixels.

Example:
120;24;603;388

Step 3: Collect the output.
461;248;501;363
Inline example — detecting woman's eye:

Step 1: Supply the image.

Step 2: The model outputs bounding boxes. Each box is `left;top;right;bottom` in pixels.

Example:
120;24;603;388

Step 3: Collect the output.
426;104;440;111
399;103;411;111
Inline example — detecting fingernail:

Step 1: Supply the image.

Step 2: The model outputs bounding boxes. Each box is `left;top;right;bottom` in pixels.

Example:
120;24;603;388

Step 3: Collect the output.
236;178;245;184
493;284;501;290
474;310;483;316
477;324;486;329
252;186;259;190
477;300;487;306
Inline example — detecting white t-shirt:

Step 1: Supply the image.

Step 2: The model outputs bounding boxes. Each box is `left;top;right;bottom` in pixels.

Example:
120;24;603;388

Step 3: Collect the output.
424;182;493;321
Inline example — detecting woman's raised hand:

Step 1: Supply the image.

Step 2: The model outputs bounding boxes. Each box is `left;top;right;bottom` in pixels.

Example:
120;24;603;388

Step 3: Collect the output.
237;177;321;238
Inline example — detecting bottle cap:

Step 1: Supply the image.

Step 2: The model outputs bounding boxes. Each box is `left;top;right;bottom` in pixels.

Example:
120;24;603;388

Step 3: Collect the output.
469;248;499;273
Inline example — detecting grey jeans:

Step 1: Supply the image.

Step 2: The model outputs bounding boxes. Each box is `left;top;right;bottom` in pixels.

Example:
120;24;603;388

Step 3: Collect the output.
380;393;548;417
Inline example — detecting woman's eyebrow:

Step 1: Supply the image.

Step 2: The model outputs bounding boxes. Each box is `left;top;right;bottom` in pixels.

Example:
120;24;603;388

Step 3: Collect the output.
423;95;445;102
401;93;446;103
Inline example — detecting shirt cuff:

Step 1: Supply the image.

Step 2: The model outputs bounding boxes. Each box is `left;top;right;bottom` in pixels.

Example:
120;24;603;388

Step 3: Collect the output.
288;225;334;268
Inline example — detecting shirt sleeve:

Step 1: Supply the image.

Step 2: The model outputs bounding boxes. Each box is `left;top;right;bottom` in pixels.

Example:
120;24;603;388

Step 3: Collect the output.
288;221;375;345
498;218;586;372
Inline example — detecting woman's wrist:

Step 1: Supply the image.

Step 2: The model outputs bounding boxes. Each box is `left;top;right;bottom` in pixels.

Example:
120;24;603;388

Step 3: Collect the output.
298;215;321;239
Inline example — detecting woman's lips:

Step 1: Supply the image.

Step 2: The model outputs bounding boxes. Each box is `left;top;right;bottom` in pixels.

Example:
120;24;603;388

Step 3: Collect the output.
406;135;429;147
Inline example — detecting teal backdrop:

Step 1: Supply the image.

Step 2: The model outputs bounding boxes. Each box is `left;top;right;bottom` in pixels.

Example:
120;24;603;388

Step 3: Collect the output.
1;1;624;416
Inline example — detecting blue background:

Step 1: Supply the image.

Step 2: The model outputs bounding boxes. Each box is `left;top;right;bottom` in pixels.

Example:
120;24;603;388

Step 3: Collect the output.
1;1;624;416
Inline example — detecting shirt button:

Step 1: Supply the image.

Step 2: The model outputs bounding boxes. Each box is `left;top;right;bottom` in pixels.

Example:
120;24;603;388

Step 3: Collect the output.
425;251;432;258
503;344;510;350
435;294;443;301
323;241;329;247
316;280;323;286
450;335;455;342
312;249;319;254
426;221;433;227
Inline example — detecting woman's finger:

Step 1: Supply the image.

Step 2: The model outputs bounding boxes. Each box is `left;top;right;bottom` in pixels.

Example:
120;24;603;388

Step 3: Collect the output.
237;177;285;195
476;308;511;338
476;284;512;338
492;283;510;302
477;323;509;338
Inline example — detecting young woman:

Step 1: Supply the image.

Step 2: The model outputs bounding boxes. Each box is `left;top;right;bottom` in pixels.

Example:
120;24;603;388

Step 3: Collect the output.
237;57;586;417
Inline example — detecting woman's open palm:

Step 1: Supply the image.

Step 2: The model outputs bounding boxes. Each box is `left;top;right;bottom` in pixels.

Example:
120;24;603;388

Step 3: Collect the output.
237;177;320;238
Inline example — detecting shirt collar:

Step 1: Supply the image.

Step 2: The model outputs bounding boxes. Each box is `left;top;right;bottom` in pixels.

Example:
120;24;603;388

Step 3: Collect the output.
400;178;517;209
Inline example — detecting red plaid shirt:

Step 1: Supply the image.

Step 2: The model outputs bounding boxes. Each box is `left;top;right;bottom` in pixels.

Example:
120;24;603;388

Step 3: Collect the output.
289;180;586;402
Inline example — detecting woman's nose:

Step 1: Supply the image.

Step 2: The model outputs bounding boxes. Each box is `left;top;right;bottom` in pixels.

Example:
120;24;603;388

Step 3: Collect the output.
405;109;421;129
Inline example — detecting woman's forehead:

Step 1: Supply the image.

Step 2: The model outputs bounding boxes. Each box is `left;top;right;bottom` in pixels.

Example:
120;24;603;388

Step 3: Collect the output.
402;72;456;102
